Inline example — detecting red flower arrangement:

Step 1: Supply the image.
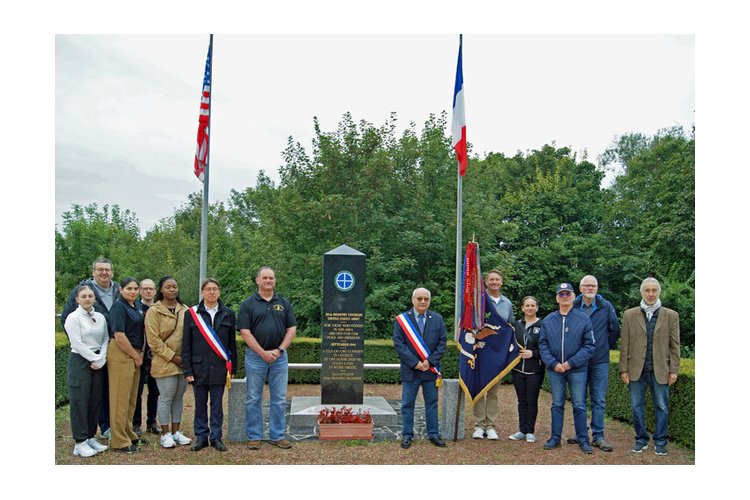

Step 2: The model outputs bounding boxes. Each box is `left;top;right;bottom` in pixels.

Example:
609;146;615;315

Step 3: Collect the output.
317;406;373;424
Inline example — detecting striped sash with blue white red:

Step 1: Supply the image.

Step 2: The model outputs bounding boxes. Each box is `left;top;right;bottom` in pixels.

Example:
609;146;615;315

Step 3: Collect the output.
188;306;232;388
395;312;442;387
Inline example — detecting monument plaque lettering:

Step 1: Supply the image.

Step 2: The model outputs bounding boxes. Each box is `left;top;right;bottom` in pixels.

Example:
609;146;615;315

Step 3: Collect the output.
321;245;366;404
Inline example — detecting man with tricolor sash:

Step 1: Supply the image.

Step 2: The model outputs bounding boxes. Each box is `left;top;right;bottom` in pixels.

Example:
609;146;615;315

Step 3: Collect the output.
182;278;237;452
393;287;447;449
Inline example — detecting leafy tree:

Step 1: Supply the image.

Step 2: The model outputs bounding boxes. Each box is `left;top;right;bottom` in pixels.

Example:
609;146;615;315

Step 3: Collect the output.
601;126;695;351
55;203;141;306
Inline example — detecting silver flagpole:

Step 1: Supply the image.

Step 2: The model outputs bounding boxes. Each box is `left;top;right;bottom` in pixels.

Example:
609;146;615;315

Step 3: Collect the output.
199;34;213;291
453;34;464;442
454;171;463;342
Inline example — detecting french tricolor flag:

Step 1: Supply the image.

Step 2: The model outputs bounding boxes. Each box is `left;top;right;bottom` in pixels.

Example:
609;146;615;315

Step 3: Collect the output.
451;35;468;177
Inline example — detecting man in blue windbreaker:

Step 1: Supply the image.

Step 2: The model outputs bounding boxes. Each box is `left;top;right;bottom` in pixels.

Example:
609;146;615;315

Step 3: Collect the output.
539;283;596;454
565;275;620;452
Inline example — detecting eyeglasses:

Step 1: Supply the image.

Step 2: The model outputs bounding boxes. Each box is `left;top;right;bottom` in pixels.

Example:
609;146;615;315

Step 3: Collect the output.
94;268;112;273
415;297;430;302
581;284;598;288
557;291;573;297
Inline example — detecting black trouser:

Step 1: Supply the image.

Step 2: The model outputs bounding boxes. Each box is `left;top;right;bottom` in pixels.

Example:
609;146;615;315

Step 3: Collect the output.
511;370;545;435
132;364;159;427
68;352;104;443
193;384;226;442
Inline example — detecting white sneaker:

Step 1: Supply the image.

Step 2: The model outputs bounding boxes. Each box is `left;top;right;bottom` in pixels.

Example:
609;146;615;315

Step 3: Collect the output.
486;428;499;440
508;431;526;440
87;438;108;452
160;432;176;448
172;431;192;445
73;441;97;457
472;427;485;439
526;433;537;443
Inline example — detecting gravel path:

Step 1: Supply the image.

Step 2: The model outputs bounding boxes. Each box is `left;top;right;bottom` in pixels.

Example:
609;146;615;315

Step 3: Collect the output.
55;383;694;465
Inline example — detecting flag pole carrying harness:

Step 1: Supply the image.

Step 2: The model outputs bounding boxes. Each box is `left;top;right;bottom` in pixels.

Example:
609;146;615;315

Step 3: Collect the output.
396;312;442;388
188;306;232;388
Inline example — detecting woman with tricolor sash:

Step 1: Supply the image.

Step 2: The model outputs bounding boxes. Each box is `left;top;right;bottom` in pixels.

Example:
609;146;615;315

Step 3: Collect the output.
145;276;191;449
182;278;237;452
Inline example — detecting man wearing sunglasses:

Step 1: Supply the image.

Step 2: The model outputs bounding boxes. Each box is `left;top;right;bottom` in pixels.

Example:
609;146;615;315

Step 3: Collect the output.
538;283;596;454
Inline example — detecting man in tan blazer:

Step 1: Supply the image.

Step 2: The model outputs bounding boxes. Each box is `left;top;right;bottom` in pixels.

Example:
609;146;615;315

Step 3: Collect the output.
619;277;680;456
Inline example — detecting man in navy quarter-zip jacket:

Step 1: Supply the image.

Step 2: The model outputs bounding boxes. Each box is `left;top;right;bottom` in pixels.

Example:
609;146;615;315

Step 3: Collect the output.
538;283;596;454
565;275;620;451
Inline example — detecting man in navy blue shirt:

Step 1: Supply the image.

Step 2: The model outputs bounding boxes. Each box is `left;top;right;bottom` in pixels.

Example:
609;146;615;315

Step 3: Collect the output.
238;266;297;450
565;275;620;452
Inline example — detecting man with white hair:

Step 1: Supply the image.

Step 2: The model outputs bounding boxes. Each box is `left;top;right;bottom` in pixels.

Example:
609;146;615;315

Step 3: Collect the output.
393;287;447;449
566;275;620;452
619;277;680;456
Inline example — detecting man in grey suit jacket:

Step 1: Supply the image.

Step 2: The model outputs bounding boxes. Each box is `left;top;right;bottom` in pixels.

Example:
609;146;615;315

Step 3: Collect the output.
619;277;680;456
393;287;447;449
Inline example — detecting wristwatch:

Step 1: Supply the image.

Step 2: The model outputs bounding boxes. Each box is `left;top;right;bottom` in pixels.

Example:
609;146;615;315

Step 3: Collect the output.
278;348;285;354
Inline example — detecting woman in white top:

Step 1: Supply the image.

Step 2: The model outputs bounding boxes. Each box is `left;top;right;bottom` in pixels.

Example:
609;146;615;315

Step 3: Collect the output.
64;285;110;458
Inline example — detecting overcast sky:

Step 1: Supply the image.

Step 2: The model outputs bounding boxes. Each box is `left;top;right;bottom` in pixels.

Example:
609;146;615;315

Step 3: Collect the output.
55;34;694;233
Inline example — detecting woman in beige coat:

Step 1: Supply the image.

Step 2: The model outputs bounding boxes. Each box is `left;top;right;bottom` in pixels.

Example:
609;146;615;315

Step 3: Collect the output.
145;276;191;449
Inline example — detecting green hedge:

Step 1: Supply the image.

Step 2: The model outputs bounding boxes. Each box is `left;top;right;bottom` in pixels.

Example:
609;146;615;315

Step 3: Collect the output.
54;333;460;405
54;334;694;448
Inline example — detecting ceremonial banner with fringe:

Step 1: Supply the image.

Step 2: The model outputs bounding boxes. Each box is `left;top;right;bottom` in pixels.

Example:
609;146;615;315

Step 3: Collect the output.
457;242;521;403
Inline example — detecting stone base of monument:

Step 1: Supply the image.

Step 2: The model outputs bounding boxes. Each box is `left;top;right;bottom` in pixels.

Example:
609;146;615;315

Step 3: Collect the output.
226;378;465;443
289;396;398;427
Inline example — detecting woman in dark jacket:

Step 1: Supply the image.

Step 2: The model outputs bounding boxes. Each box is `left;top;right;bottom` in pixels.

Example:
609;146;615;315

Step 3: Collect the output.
508;296;545;443
182;278;237;452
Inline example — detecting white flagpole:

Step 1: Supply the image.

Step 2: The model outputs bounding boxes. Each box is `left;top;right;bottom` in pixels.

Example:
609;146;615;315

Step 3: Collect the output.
199;34;213;291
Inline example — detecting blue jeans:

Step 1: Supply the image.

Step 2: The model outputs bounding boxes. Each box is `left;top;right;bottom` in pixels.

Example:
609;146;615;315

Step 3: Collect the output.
245;350;288;441
548;369;588;444
401;379;439;439
587;362;609;440
628;370;669;446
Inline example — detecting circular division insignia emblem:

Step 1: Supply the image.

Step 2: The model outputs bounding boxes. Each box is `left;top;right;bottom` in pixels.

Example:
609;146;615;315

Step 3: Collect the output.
334;270;355;292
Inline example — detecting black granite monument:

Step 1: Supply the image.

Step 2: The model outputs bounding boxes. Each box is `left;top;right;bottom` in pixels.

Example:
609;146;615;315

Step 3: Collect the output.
321;244;366;404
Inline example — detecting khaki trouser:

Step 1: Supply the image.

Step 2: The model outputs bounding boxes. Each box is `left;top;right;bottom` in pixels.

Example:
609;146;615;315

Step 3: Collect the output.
107;340;141;448
473;383;501;430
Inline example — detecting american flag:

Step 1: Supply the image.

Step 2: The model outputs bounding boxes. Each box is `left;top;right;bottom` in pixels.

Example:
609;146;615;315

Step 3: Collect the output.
194;41;212;182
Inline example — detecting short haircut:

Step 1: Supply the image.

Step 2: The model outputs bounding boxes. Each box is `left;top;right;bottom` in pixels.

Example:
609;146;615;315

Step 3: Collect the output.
579;275;598;285
640;277;662;293
412;287;431;299
201;277;221;290
256;266;275;277
485;269;503;280
92;257;113;271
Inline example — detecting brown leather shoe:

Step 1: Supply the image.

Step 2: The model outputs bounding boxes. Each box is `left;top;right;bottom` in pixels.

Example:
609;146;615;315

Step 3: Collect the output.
268;438;292;449
247;440;262;450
